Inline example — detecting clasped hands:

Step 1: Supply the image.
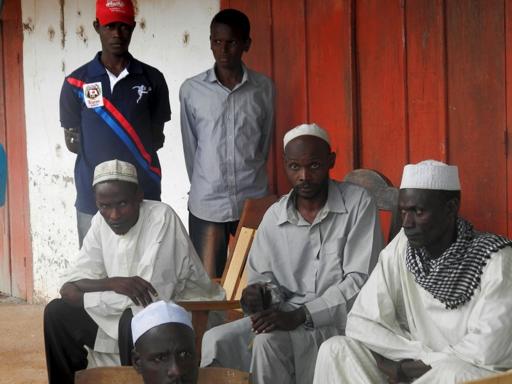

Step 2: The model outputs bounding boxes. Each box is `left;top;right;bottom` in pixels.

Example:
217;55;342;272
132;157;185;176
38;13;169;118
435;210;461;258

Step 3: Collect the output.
241;283;306;334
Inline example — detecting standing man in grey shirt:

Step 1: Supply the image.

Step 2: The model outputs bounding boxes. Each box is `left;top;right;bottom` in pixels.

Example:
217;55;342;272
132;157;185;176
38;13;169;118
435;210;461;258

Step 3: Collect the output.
179;8;275;277
201;124;384;384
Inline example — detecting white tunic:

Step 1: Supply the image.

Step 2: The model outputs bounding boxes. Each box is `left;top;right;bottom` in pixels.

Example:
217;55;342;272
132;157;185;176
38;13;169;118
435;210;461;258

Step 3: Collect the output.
313;229;512;383
62;200;225;353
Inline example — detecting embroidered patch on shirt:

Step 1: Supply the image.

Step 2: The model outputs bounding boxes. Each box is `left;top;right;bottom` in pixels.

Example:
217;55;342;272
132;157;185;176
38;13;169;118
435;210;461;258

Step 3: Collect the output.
132;84;152;104
83;82;104;108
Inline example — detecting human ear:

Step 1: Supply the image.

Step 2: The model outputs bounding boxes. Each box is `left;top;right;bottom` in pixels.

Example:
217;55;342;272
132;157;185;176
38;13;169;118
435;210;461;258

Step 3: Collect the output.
93;20;100;33
132;349;143;374
243;37;252;52
328;152;336;170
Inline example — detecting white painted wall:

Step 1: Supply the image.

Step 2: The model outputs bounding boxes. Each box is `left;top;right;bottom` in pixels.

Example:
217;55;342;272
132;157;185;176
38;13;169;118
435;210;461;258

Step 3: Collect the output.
21;0;219;302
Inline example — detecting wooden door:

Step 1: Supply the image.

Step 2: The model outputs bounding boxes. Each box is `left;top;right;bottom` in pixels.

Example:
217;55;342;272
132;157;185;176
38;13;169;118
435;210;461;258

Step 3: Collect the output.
221;0;512;238
0;0;32;300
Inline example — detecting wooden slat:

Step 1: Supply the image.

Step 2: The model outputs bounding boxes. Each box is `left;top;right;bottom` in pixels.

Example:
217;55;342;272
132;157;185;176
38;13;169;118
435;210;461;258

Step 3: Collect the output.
406;0;448;162
0;20;11;295
446;0;507;235
356;0;408;185
272;0;308;195
223;227;254;300
506;0;512;238
2;0;31;300
306;0;356;179
234;259;248;301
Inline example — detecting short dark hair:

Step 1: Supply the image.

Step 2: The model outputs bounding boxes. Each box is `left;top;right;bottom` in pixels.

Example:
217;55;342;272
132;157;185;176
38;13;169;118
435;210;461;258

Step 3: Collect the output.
211;8;250;40
437;190;461;205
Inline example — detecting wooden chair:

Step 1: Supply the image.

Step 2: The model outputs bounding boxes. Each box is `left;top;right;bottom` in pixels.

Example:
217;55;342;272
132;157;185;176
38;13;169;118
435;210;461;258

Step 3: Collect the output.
179;195;278;356
464;371;512;383
343;169;401;242
75;366;250;384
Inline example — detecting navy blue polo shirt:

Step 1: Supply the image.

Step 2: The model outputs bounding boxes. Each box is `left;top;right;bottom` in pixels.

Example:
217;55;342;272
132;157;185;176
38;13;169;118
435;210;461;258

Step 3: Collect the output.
60;52;171;214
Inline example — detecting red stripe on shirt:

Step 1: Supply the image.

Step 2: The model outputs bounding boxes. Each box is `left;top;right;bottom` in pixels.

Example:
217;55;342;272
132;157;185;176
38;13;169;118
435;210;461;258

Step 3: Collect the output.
66;77;161;177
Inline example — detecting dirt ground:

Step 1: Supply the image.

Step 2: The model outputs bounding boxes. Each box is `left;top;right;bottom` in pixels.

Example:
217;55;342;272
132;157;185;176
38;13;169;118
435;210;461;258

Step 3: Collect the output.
0;301;46;384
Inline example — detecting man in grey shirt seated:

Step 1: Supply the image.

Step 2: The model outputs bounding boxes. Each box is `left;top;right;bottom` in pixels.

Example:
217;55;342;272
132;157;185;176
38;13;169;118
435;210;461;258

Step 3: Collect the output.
200;123;384;384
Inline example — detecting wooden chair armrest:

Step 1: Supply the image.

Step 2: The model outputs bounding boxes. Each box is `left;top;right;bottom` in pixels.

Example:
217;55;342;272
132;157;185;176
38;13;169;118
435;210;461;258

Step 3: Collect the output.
177;300;241;312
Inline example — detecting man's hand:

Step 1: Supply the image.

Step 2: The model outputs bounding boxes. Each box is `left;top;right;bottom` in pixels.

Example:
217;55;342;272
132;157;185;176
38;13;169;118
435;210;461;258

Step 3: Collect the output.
250;307;306;334
372;352;431;383
64;127;80;154
106;276;157;307
60;282;84;308
241;283;271;314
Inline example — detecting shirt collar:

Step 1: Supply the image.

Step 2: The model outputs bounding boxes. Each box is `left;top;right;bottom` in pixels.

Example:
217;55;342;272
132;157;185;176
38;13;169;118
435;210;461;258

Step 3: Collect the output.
204;62;250;86
87;52;141;77
276;180;347;225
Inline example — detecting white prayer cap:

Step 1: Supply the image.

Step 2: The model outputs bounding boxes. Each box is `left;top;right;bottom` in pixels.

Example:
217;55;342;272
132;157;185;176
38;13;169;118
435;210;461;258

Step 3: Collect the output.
400;160;461;190
92;159;138;187
131;301;193;344
283;123;330;149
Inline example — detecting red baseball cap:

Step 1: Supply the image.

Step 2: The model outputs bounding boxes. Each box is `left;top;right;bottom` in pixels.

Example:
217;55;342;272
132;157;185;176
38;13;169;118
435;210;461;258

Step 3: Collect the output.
96;0;135;26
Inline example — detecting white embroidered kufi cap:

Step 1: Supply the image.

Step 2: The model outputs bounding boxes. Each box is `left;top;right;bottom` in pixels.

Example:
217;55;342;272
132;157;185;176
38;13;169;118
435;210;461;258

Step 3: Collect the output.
92;159;138;187
131;301;193;344
283;123;330;149
400;159;461;190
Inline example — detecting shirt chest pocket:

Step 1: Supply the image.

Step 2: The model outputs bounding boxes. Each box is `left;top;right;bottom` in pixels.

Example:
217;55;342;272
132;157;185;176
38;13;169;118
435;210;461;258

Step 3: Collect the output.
320;236;347;280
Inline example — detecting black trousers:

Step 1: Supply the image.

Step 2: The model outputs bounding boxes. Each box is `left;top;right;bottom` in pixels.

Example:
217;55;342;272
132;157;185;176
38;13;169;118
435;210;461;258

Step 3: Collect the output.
188;211;239;277
44;299;134;384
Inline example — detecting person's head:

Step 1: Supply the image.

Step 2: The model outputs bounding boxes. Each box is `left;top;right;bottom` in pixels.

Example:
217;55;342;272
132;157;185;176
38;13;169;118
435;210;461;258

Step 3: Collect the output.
93;159;143;235
399;160;461;258
132;301;198;384
93;0;136;57
210;9;251;70
283;124;335;201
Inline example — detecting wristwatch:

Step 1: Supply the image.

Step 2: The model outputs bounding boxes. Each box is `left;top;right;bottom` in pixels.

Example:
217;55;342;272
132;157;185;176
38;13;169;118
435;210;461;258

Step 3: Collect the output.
303;307;314;329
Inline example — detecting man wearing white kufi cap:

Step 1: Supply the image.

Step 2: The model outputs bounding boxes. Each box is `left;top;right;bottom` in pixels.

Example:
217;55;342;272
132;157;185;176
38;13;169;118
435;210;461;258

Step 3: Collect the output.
44;160;224;384
131;301;198;384
202;123;383;384
314;160;512;384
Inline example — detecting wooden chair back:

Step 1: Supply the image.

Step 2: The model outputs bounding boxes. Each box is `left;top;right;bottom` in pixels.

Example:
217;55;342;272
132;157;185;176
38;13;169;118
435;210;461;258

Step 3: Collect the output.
343;169;401;242
76;366;250;384
464;371;512;383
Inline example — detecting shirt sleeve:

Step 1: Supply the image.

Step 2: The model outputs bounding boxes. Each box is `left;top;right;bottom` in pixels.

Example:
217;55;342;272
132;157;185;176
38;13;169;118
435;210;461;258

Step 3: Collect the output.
259;80;275;160
305;192;384;328
149;71;171;145
59;77;82;129
438;248;512;369
179;82;198;181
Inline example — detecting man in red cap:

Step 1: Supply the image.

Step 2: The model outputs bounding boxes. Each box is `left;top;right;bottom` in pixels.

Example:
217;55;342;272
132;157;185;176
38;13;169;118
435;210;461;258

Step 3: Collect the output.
60;0;171;248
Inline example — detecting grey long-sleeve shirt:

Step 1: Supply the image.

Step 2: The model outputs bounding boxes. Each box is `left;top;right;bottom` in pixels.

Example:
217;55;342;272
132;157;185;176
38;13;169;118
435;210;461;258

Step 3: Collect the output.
179;64;275;222
248;180;384;331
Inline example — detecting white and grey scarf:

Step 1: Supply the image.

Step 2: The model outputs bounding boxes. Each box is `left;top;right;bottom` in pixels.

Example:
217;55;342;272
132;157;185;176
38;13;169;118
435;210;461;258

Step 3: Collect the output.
405;218;512;309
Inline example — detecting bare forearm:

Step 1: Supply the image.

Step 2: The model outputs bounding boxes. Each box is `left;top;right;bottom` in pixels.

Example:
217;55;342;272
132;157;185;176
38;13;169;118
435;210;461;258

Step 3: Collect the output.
71;278;113;293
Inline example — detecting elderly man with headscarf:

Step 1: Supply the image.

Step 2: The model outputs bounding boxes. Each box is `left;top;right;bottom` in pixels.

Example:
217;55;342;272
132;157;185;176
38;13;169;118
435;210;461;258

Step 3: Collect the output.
313;160;512;384
43;160;224;384
201;123;384;384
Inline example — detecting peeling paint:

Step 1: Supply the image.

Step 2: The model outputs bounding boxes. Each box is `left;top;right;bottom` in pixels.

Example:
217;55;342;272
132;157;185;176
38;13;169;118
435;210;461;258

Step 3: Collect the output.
139;17;146;30
76;25;88;45
183;31;190;46
55;144;62;158
48;26;55;41
59;0;66;48
61;60;65;73
132;0;139;16
22;17;34;33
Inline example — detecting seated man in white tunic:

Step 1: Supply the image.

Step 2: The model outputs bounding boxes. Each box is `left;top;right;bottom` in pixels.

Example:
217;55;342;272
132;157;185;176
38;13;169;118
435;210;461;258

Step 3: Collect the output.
313;160;512;384
201;123;384;384
44;160;224;384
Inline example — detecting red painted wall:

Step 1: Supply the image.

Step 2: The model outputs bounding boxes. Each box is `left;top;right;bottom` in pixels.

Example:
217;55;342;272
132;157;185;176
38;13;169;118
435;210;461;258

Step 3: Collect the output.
222;0;512;237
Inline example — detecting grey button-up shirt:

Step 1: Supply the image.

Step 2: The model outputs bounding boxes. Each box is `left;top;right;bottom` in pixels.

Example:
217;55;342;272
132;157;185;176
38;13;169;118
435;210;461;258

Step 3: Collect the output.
248;180;384;331
179;65;275;222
